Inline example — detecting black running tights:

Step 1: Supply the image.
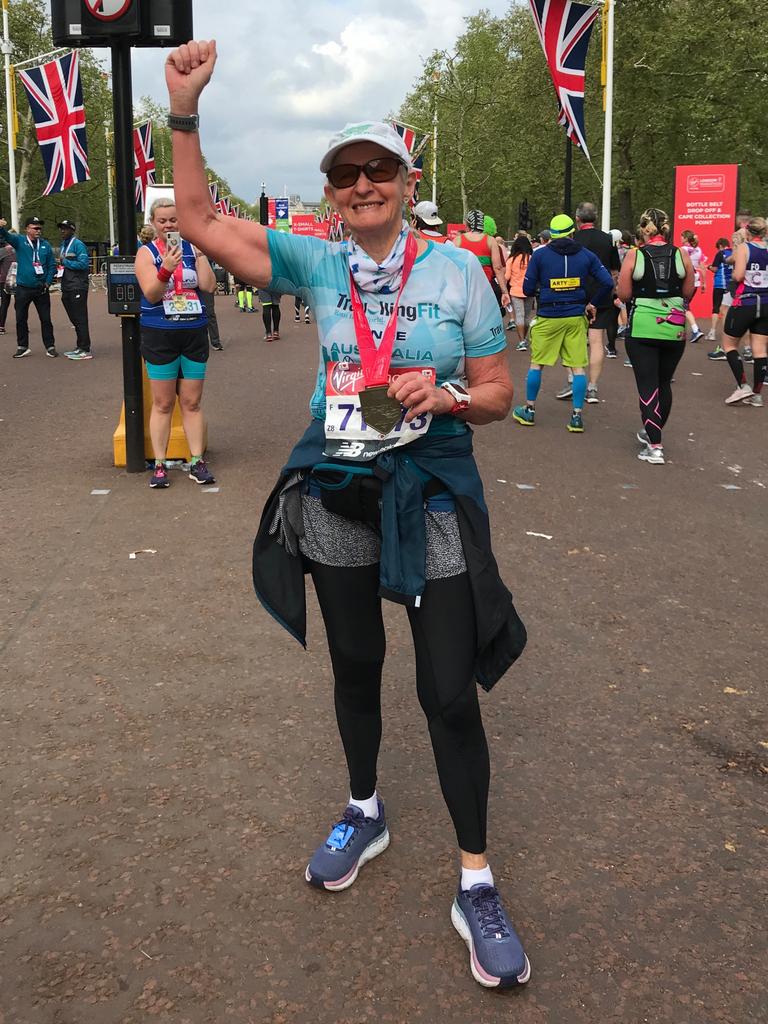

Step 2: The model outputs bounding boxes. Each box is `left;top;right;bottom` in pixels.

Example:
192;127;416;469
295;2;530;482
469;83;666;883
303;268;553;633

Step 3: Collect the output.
626;337;685;445
262;303;281;335
308;561;489;854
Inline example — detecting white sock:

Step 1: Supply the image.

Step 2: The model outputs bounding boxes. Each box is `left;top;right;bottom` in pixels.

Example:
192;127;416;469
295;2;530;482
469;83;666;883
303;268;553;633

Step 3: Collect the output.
348;792;379;819
461;864;494;891
691;322;699;333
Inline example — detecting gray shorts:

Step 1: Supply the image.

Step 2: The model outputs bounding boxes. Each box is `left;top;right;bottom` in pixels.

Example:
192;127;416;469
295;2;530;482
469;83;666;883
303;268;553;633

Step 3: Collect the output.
511;296;534;325
298;495;467;579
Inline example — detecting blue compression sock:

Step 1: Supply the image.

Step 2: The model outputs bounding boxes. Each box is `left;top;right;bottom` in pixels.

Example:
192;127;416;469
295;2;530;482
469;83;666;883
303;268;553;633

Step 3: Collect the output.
572;374;587;410
526;368;542;404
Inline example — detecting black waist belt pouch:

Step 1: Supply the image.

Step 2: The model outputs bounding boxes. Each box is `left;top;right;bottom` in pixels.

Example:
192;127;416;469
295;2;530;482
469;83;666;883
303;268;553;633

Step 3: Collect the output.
310;462;446;529
311;465;383;528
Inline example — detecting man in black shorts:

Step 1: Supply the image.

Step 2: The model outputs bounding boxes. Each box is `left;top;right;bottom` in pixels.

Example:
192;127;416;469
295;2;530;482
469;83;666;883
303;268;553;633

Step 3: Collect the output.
570;202;620;403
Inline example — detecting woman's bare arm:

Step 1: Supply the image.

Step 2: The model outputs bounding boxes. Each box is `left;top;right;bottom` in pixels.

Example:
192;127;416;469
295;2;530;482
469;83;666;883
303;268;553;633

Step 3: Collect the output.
166;41;272;287
617;248;636;303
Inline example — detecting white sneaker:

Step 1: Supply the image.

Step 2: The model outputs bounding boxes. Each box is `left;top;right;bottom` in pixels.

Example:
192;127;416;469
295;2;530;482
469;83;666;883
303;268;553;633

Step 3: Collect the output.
742;393;763;407
638;445;665;465
636;429;650;445
725;383;753;405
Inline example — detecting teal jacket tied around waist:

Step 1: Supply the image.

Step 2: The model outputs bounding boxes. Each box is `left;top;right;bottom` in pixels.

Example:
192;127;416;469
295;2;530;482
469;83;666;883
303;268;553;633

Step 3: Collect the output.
252;419;527;691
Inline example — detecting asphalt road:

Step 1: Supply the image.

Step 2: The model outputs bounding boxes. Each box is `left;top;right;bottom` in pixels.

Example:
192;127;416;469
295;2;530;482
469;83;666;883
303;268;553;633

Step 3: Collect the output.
1;291;766;1024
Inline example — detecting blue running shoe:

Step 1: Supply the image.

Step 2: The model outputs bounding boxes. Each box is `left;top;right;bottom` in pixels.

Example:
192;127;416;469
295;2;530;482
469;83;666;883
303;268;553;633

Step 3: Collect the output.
512;405;535;426
305;800;389;891
451;884;531;989
567;412;584;433
189;458;216;485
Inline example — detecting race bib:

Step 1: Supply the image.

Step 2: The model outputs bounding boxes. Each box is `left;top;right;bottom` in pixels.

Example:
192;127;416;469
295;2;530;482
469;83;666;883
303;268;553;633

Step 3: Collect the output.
324;361;436;462
745;268;767;289
162;288;203;319
550;277;580;291
33;261;44;276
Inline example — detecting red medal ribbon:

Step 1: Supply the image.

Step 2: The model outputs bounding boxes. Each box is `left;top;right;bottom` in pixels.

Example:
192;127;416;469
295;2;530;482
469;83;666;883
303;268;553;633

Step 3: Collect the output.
348;232;418;387
156;238;184;295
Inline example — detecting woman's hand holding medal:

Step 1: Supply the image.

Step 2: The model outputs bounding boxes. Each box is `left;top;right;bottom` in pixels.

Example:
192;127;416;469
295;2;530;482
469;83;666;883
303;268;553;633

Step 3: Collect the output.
388;371;454;423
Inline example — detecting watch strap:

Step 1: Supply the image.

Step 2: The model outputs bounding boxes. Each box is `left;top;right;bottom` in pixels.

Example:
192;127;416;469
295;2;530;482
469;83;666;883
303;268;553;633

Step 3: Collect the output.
168;113;200;133
440;381;471;414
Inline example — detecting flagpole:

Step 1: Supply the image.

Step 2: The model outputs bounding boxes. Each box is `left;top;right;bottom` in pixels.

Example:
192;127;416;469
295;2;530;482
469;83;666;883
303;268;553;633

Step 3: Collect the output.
105;120;115;249
600;0;615;230
1;0;18;229
431;102;438;205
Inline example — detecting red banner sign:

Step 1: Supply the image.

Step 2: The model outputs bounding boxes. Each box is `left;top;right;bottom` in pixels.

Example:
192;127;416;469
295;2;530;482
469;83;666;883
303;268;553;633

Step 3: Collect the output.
291;214;315;236
673;164;739;320
446;223;467;242
267;198;276;230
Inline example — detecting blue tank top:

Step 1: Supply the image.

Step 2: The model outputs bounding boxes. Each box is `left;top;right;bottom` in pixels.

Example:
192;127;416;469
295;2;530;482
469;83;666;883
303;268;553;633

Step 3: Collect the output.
140;239;207;330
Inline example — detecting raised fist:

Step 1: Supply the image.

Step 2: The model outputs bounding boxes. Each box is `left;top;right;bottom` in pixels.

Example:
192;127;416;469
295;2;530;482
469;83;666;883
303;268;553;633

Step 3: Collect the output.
165;40;217;115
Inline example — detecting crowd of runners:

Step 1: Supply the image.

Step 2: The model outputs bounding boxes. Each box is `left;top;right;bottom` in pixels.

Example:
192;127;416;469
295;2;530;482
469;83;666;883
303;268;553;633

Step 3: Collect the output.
409;196;766;465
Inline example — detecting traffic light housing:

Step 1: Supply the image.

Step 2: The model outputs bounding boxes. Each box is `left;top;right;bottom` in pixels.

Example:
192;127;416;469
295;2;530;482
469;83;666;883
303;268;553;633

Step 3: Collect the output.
518;199;534;233
51;0;193;48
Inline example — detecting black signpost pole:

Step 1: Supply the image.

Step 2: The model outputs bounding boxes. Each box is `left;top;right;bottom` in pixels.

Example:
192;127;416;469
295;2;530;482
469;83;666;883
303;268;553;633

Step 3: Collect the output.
111;35;144;473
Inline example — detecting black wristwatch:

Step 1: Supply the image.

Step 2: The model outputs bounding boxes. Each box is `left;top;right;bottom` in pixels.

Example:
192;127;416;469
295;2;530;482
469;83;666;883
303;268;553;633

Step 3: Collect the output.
168;112;200;133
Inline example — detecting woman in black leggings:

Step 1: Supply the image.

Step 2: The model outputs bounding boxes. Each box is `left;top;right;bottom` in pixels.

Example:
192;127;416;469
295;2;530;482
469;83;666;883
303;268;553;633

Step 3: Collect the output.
617;208;695;465
168;39;529;988
257;288;281;341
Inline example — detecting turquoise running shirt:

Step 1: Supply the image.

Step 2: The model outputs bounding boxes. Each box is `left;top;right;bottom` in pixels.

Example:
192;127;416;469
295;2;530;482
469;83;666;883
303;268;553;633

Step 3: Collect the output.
268;231;506;435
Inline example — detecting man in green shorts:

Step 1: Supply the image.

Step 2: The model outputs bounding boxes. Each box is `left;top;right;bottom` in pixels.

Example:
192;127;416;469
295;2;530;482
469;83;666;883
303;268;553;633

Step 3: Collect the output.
512;214;614;432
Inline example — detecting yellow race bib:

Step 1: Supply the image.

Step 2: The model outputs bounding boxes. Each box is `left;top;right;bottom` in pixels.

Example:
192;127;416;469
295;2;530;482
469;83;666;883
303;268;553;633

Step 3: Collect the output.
550;277;581;291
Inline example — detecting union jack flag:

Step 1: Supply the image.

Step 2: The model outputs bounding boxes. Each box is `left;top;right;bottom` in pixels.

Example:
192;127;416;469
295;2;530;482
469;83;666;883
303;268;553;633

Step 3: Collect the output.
527;0;600;158
133;121;156;211
392;121;417;154
18;50;90;196
391;121;429;205
211;188;230;218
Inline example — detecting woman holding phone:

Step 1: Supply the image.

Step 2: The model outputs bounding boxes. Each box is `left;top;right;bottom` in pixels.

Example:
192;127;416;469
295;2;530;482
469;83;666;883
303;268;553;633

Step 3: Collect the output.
135;197;217;488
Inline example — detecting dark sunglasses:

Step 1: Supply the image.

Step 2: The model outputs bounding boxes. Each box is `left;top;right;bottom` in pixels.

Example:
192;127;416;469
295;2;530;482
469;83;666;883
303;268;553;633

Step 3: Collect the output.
327;156;403;190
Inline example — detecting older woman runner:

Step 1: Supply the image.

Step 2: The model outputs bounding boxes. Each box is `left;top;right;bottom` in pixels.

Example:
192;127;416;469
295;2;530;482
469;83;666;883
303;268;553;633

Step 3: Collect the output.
166;40;529;989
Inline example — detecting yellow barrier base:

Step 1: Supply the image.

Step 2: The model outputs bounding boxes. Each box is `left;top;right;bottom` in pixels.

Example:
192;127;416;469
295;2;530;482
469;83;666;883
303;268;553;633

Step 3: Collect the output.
112;366;207;467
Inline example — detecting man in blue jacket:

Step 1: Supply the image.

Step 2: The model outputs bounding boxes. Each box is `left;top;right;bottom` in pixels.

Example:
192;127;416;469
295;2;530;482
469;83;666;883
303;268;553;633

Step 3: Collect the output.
513;214;613;433
58;219;93;360
0;215;58;358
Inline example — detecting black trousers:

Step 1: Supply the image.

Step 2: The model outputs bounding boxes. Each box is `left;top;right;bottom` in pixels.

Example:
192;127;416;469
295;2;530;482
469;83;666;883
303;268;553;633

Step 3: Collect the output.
15;285;55;350
308;561;490;854
61;288;91;351
0;289;11;328
201;290;220;346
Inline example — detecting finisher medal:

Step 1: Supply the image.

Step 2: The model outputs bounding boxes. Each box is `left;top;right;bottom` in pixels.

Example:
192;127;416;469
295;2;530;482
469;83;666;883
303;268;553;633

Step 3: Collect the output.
358;384;402;434
348;232;418;431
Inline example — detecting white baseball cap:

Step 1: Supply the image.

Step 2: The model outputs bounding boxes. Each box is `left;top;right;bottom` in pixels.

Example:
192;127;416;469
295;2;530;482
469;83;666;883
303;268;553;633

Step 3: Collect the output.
413;201;442;227
320;121;412;174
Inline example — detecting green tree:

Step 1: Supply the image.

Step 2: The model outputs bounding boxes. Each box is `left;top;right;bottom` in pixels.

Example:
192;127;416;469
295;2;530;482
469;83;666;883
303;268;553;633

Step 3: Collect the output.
399;0;767;234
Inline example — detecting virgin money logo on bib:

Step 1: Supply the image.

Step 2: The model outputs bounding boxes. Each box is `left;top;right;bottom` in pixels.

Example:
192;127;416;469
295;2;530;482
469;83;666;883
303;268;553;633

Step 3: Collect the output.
329;363;365;395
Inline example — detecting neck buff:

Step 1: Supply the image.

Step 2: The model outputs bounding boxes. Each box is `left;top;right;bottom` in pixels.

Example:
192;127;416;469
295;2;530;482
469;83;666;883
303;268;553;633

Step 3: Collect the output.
466;209;484;232
347;220;410;294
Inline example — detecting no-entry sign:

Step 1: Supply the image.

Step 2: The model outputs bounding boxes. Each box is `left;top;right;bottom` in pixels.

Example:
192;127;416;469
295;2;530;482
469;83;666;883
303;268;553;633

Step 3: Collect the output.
84;0;134;20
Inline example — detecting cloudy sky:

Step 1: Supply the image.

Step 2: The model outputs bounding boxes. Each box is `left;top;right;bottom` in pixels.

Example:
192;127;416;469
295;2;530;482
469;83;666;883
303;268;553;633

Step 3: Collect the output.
128;0;512;204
